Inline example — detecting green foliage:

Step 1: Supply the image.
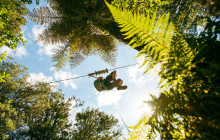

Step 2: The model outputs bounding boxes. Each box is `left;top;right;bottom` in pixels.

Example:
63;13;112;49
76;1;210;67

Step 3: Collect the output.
112;0;218;39
26;6;61;25
27;0;118;69
112;0;167;13
0;52;9;83
106;0;190;88
0;52;6;62
0;61;77;139
160;0;219;38
0;0;27;49
128;114;156;140
25;0;218;69
10;94;76;139
0;72;10;83
0;61;122;139
72;107;122;139
107;1;220;139
20;0;40;5
0;0;40;84
52;45;70;69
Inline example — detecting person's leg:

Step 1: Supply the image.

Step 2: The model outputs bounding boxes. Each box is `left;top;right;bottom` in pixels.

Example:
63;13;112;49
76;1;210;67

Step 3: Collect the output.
115;79;128;90
117;85;127;90
105;70;116;81
104;78;127;90
103;80;115;90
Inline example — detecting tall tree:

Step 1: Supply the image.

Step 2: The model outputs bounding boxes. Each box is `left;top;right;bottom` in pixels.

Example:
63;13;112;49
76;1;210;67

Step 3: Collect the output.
72;108;122;139
27;0;118;69
0;0;40;49
9;95;78;140
0;0;26;49
106;0;220;139
1;60;123;139
0;0;41;82
0;60;77;139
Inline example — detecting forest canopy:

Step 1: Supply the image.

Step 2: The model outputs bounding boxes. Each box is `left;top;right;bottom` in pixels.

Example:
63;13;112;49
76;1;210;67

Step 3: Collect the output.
0;0;219;139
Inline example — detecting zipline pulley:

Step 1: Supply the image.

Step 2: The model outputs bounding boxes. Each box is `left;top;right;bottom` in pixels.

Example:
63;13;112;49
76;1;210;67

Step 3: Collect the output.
88;68;108;77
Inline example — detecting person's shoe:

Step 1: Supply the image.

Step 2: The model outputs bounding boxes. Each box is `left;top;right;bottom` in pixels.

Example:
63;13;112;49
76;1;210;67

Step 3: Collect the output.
111;70;116;80
117;85;127;90
112;79;122;87
117;79;123;86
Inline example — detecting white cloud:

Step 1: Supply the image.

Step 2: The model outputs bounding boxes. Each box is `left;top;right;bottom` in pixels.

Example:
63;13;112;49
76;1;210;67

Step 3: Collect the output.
69;108;82;125
126;65;153;87
126;56;154;86
32;25;45;40
0;46;13;56
96;89;125;106
0;46;29;59
27;73;58;90
49;66;56;71
37;44;58;56
32;25;59;56
21;26;28;41
21;26;33;44
15;46;29;58
53;71;78;89
28;72;53;83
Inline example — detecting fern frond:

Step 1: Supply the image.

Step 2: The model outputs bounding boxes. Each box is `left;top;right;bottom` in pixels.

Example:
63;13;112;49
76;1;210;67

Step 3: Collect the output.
128;113;151;139
89;34;117;67
50;28;117;69
68;33;117;69
164;22;175;47
36;18;78;46
68;50;86;69
52;45;69;70
135;114;149;129
26;6;62;25
105;1;175;72
37;26;68;46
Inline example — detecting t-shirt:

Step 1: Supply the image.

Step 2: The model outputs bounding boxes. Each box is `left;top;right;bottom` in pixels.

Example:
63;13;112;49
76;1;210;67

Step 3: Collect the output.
94;79;108;91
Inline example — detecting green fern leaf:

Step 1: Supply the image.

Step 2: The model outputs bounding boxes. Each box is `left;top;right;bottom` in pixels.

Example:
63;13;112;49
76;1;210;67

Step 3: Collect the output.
26;6;62;25
128;130;141;136
105;0;175;73
52;45;69;70
148;9;157;35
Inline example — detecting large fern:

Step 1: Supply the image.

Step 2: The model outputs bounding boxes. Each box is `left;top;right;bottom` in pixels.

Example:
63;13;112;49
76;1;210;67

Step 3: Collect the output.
68;33;117;68
106;1;195;139
26;3;117;70
52;45;69;69
106;1;194;89
105;1;175;75
26;6;62;25
128;113;158;140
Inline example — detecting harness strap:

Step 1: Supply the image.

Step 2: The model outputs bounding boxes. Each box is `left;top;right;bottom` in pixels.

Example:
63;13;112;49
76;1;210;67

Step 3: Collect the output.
96;83;104;91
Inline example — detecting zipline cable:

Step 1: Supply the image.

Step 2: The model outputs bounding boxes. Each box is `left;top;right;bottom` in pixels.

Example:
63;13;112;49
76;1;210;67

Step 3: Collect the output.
48;74;89;84
47;63;138;84
108;63;138;71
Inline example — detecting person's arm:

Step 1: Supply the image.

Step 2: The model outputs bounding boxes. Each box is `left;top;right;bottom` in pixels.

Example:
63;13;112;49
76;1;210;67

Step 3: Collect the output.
97;77;103;81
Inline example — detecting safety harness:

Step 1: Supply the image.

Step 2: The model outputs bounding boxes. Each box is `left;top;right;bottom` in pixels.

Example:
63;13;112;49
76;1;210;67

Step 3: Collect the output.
96;83;104;91
94;80;108;92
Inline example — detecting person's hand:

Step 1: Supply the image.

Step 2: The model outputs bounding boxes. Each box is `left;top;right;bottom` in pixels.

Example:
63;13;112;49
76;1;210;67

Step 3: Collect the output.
97;77;103;81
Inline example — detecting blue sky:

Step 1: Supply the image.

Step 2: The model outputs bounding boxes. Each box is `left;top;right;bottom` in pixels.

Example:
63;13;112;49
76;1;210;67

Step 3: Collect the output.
0;1;160;137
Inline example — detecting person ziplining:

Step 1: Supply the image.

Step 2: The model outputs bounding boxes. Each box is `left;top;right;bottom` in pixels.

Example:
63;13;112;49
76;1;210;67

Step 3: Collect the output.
93;70;127;92
47;64;137;92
